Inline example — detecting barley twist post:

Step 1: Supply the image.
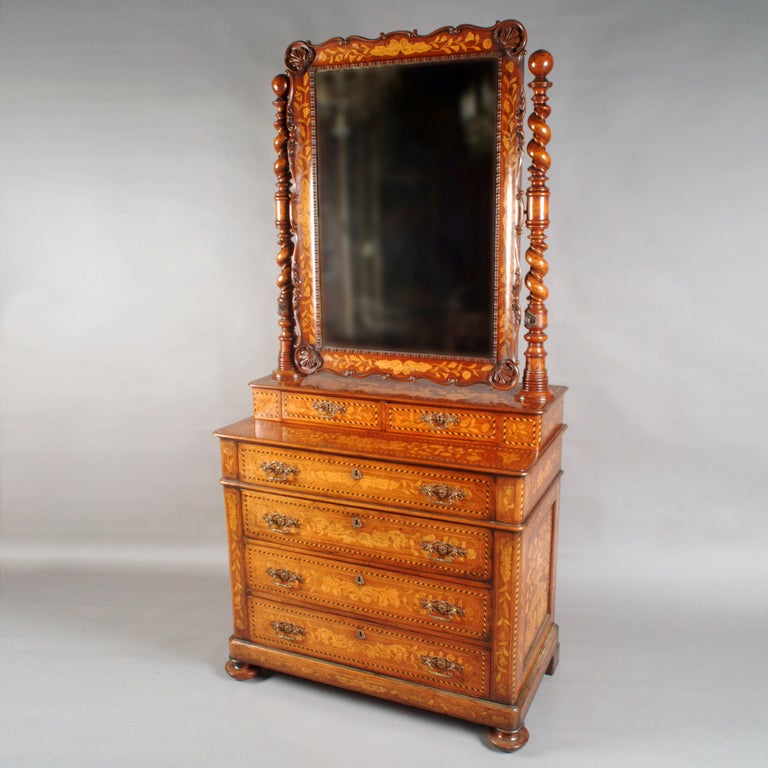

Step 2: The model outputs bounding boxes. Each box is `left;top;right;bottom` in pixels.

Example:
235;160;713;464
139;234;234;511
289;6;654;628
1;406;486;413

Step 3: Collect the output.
271;74;298;381
517;50;555;404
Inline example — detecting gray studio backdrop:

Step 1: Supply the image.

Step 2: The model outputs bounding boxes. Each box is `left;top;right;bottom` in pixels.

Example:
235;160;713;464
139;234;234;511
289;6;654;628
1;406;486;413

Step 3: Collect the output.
1;1;767;767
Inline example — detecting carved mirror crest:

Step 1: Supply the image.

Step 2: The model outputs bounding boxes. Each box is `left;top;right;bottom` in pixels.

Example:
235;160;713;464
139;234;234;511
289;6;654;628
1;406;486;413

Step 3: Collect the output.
273;21;531;389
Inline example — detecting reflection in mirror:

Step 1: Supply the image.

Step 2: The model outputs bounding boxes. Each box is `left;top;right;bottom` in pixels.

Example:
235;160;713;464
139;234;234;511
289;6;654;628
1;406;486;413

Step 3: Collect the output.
315;58;497;357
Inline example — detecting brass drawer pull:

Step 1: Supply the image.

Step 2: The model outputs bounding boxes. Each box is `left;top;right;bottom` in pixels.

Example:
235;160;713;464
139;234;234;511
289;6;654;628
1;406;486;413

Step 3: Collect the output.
266;567;304;588
419;482;466;505
420;540;467;563
270;620;306;641
356;628;367;640
354;574;366;586
420;411;460;430
420;598;465;622
351;517;364;529
311;399;347;419
420;655;463;678
263;512;301;534
260;461;299;483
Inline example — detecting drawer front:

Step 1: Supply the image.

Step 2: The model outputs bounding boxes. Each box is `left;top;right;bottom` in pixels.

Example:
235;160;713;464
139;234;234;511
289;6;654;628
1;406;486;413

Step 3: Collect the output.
241;490;493;581
385;405;497;442
238;445;492;519
245;544;490;640
282;393;379;430
248;597;489;697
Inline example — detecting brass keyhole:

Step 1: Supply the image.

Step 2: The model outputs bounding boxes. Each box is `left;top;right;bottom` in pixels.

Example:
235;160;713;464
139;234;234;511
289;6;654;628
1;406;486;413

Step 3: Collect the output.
356;628;367;640
354;574;365;586
350;468;363;481
351;517;363;529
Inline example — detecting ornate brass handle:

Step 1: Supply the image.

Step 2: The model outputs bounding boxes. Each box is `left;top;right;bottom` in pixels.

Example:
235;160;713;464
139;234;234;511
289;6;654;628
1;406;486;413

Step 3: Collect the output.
419;482;466;505
260;461;299;483
311;399;347;419
270;620;306;641
263;512;301;534
420;598;465;622
266;567;304;588
420;411;460;430
420;540;467;563
420;655;463;678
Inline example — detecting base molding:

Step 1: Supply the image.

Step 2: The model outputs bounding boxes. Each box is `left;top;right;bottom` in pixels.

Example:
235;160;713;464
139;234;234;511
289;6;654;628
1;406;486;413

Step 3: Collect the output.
228;622;558;733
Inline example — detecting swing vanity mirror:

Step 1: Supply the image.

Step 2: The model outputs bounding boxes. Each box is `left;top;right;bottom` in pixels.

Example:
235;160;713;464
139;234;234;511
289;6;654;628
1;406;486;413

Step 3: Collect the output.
218;20;565;754
277;20;534;389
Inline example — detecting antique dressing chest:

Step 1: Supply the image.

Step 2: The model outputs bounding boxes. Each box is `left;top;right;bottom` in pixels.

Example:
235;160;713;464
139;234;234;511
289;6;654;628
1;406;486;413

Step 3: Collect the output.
216;20;565;752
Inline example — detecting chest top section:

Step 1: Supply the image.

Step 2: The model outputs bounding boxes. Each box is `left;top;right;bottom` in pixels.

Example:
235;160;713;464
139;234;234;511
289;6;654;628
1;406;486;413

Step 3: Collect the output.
216;373;565;478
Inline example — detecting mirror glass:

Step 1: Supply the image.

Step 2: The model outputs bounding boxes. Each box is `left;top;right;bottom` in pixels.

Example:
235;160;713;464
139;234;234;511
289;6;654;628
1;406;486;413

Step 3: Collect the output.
315;58;498;357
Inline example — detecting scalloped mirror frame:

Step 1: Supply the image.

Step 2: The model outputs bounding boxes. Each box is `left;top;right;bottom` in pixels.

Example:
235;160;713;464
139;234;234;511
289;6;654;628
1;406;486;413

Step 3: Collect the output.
271;20;553;397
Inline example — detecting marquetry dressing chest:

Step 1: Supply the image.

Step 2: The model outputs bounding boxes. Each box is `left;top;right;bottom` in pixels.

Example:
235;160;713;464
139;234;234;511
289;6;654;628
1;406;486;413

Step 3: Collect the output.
217;20;564;752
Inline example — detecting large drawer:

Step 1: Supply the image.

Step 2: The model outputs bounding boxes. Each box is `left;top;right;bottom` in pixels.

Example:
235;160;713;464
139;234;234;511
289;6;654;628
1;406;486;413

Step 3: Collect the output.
238;444;493;520
241;490;492;581
248;597;489;697
245;544;490;640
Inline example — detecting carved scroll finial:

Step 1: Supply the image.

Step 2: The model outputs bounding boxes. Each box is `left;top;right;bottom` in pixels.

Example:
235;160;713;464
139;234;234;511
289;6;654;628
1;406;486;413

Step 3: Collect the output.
285;41;315;73
517;50;555;405
493;20;526;57
272;74;299;381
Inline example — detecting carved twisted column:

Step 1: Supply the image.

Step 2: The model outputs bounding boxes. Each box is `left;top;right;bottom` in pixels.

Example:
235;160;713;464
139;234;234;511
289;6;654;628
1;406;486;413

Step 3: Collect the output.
272;74;298;381
517;50;555;405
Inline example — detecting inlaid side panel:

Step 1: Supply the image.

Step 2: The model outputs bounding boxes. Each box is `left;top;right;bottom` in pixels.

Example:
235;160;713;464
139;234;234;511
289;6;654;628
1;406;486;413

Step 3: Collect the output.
251;389;281;421
223;488;248;637
220;439;238;480
490;531;522;703
540;399;563;445
496;477;525;524
521;429;563;518
519;477;560;673
502;416;541;449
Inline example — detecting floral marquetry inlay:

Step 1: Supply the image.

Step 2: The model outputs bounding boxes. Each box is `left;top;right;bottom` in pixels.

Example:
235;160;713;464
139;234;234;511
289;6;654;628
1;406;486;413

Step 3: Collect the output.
503;416;542;448
521;514;553;655
224;489;247;635
310;24;524;67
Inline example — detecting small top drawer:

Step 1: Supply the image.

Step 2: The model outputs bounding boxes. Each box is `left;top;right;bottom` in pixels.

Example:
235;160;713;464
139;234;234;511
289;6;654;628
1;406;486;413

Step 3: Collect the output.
385;405;498;442
282;393;380;430
238;444;493;520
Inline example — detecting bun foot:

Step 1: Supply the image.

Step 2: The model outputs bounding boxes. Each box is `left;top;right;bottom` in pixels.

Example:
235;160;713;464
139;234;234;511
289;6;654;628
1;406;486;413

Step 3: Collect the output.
487;725;529;752
225;658;260;681
546;641;560;676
